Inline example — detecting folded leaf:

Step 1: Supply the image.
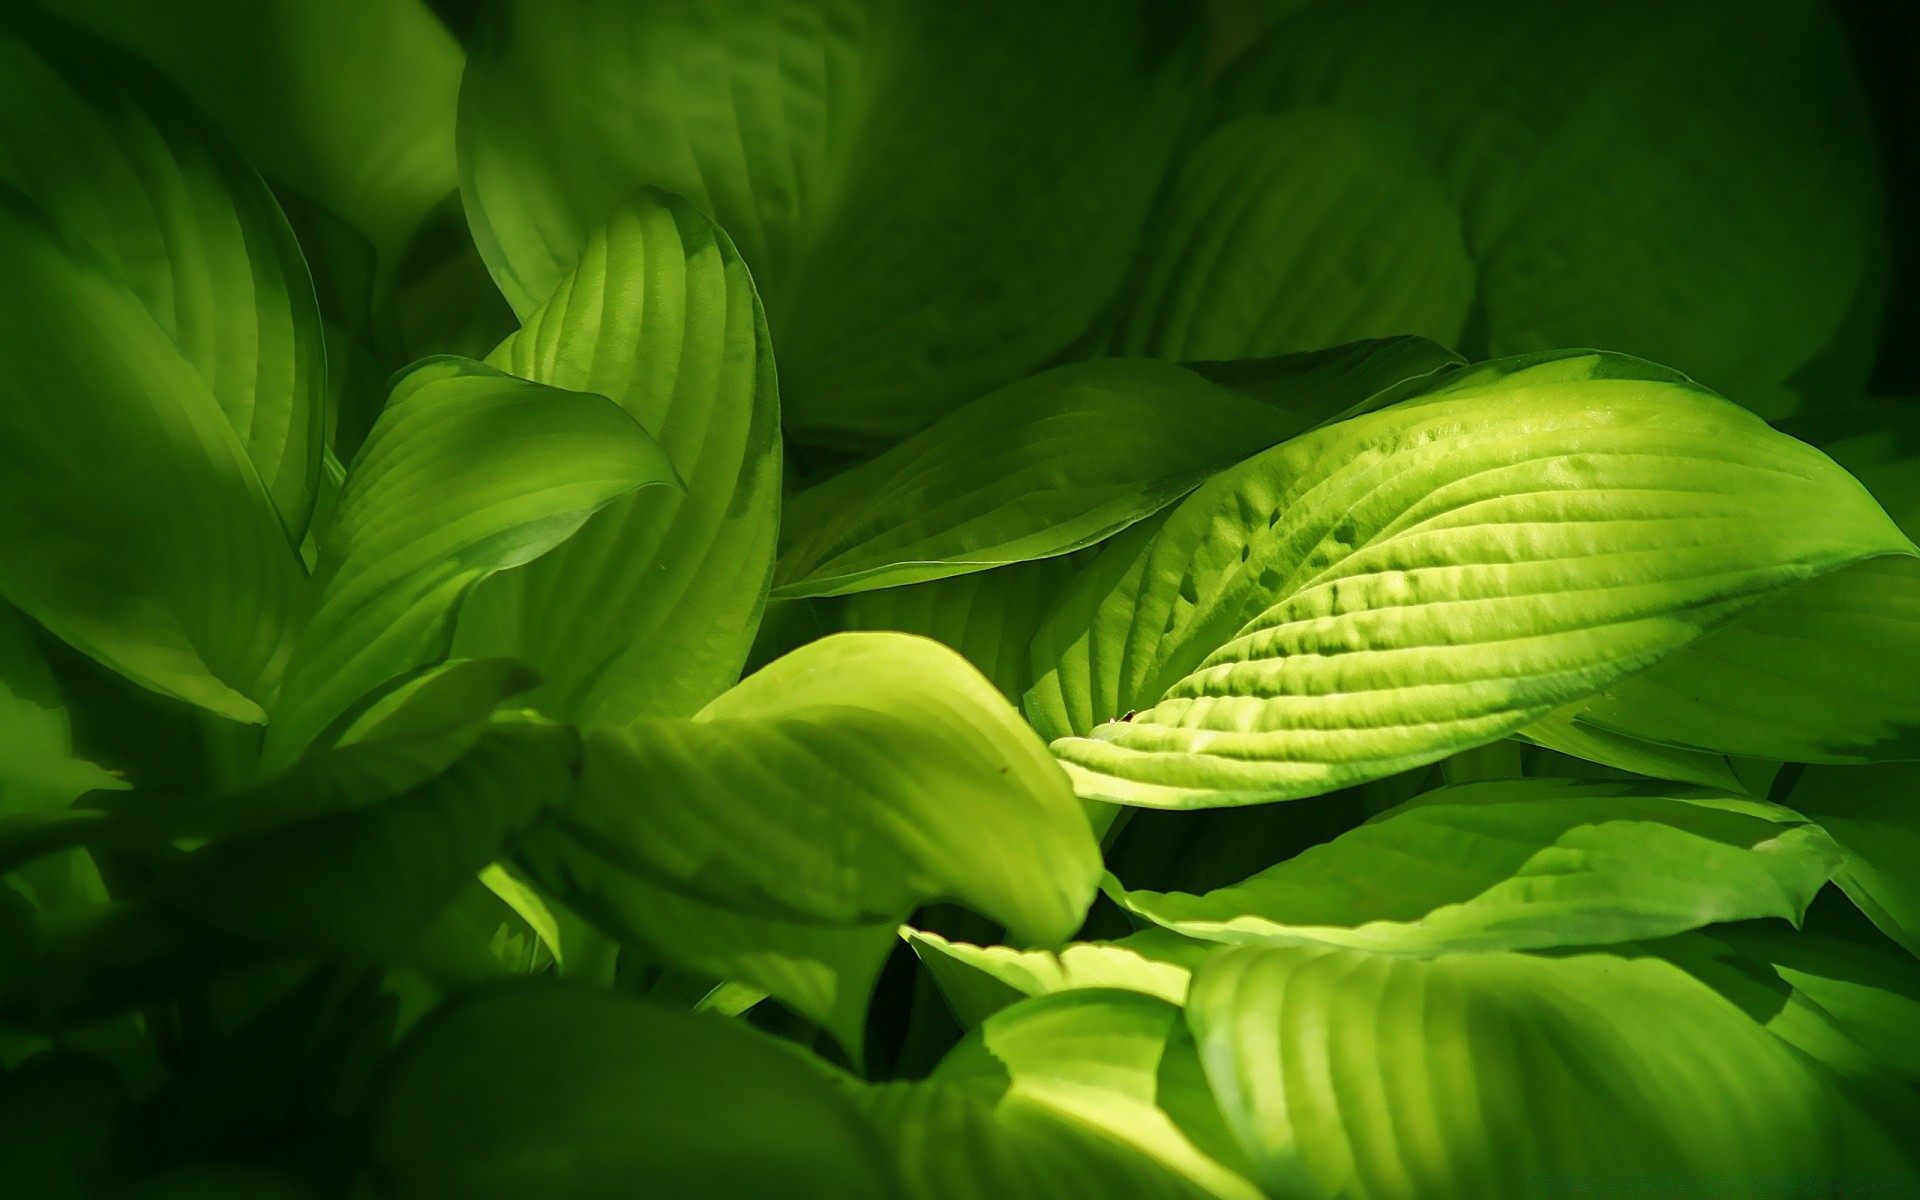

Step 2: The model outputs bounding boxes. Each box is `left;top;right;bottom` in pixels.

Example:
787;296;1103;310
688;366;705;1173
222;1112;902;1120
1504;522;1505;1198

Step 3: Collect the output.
454;190;781;725
546;633;1097;942
1111;111;1474;362
374;982;894;1199
1210;0;1883;416
460;0;1202;441
1786;762;1920;955
51;0;463;258
0;10;326;533
1187;945;1899;1198
1121;779;1840;954
1031;351;1913;807
0;194;303;722
907;927;1203;1029
265;356;677;766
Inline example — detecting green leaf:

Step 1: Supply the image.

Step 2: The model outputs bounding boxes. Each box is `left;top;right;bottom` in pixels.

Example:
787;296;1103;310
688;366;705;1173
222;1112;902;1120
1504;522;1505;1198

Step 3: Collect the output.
1182;334;1463;415
0;10;327;535
557;632;1095;938
1513;703;1749;792
860;990;1261;1200
1571;556;1920;763
453;190;781;725
1120;779;1840;954
836;557;1087;701
1029;351;1913;807
1110;112;1474;362
1;607;121;821
1209;0;1883;417
156;718;578;964
50;0;463;258
0;193;303;723
778;361;1316;598
906;927;1203;1029
263;356;677;767
373;981;894;1199
1786;763;1920;955
459;0;1202;442
1187;944;1900;1198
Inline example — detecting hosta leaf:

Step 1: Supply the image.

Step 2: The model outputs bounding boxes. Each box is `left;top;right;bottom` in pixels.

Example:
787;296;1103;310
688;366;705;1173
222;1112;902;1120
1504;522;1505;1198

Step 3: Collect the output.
1513;704;1748;792
1187;945;1898;1198
453;190;780;725
1210;0;1882;416
460;0;1201;442
1111;111;1474;362
776;361;1304;598
50;0;463;257
1184;335;1463;416
0;194;302;723
542;633;1098;942
836;557;1086;701
1030;351;1912;808
1572;556;1920;762
265;357;678;766
1120;779;1840;954
1786;763;1920;955
860;990;1261;1200
1;606;121;821
155;719;576;964
0;10;326;534
907;927;1204;1029
374;982;894;1199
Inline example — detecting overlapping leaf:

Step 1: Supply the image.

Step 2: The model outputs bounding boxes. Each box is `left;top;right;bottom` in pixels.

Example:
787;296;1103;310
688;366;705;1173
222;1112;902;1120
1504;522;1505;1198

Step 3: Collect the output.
1;606;121;822
0;195;303;723
1030;352;1914;807
453;190;780;725
907;927;1204;1029
460;0;1202;441
1187;945;1902;1198
265;356;678;765
1119;779;1840;954
1786;763;1920;955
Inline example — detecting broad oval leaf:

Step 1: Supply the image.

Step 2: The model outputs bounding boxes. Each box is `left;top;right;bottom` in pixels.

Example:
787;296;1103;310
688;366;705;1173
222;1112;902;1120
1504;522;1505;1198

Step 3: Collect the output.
264;356;678;766
0;10;326;534
1111;111;1474;362
0;194;303;723
453;190;781;725
1120;779;1840;954
374;981;894;1199
460;0;1202;442
1209;0;1882;417
1187;945;1899;1198
543;632;1099;943
1030;352;1913;807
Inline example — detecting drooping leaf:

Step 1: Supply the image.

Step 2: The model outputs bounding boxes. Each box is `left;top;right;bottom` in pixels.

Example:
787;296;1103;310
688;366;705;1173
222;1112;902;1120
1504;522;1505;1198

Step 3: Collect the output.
1209;0;1883;416
553;633;1095;938
1182;334;1462;416
1786;762;1920;955
460;0;1202;442
50;0;464;258
1029;351;1913;808
0;193;303;723
0;10;327;535
858;990;1261;1200
373;981;895;1199
776;361;1306;598
906;927;1204;1029
1110;111;1474;362
1120;779;1840;954
453;190;781;725
264;356;678;766
1186;944;1901;1198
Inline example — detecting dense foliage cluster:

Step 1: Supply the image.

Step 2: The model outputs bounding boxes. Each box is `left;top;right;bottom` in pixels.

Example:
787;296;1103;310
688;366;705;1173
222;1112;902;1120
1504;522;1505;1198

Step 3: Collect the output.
2;1;1917;1196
